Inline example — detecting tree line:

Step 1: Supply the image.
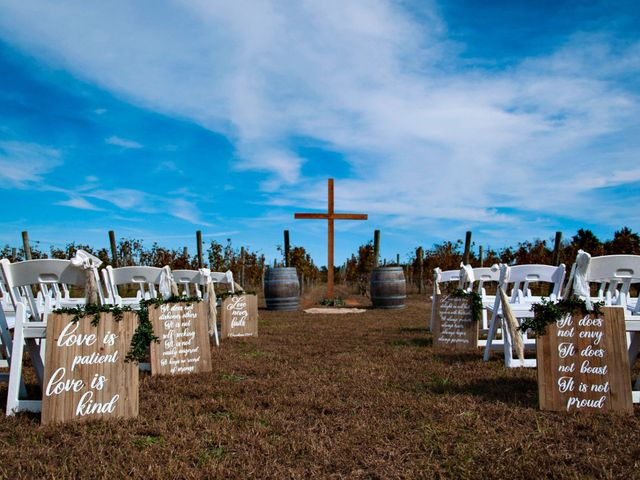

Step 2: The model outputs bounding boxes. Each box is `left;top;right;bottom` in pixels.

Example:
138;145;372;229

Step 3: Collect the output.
1;227;638;294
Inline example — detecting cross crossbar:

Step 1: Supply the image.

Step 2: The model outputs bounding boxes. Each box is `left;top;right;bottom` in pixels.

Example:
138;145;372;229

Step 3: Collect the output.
294;178;367;299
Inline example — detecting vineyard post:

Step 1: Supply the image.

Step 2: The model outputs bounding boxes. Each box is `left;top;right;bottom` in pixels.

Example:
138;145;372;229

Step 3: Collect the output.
21;231;32;260
373;229;380;267
284;230;290;267
196;230;203;269
552;231;562;266
463;231;472;265
108;230;118;267
416;247;424;294
240;246;246;288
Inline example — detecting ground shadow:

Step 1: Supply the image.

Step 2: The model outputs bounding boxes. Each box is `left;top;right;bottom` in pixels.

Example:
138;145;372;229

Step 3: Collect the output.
421;376;538;408
433;352;483;364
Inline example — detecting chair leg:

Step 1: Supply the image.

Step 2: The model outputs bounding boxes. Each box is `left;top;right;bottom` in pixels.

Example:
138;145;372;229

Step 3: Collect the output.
483;294;502;362
503;321;513;368
6;309;26;416
628;332;640;368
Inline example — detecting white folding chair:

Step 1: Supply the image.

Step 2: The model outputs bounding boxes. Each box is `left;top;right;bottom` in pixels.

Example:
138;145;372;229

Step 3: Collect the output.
483;263;566;368
172;269;206;298
467;266;501;347
430;267;464;331
0;258;102;414
102;265;164;307
569;252;640;403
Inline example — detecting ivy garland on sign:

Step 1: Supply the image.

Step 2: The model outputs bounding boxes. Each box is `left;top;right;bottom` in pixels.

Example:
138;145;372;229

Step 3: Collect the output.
446;288;483;323
518;295;604;338
53;295;202;363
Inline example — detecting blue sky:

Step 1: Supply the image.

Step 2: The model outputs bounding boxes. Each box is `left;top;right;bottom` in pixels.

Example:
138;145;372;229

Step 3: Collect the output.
0;0;638;265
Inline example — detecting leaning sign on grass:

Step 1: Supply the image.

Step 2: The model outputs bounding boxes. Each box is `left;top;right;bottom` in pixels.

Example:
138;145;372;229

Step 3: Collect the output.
537;307;632;414
42;312;139;425
432;294;478;350
221;294;258;339
149;301;212;376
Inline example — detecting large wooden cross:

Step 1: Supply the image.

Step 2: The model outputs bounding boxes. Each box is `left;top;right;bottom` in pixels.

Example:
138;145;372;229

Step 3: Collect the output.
294;178;367;299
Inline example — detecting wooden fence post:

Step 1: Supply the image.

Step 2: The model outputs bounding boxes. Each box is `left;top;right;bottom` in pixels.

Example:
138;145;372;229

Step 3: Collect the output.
552;231;562;266
373;230;380;267
284;230;290;267
463;231;472;265
21;231;32;260
479;245;484;268
196;230;203;269
109;230;118;267
240;247;246;288
416;247;424;294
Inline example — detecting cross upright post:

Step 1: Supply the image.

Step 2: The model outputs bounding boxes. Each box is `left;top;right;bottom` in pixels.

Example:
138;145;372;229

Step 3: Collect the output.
294;178;367;299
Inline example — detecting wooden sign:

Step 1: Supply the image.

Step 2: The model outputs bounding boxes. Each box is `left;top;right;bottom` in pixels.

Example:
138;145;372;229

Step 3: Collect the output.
42;312;139;425
149;302;212;376
432;295;478;350
537;307;633;414
221;294;258;339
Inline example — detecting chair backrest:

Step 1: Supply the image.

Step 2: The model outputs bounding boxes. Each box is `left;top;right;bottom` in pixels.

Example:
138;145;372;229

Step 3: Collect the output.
503;264;566;302
584;254;640;308
434;267;462;285
171;269;207;297
469;266;501;299
0;259;95;320
103;266;164;305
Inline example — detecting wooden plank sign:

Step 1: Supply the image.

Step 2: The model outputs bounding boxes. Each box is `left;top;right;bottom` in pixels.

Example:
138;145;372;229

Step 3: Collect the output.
433;295;478;350
221;294;258;339
42;312;139;425
149;301;212;376
537;307;633;414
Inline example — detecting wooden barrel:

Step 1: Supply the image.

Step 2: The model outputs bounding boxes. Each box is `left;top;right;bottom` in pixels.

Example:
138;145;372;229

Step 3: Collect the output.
370;266;406;309
264;267;300;311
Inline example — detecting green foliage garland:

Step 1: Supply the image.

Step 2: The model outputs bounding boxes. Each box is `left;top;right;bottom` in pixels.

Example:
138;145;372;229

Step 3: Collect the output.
446;288;483;323
53;295;202;363
519;295;604;338
53;304;131;327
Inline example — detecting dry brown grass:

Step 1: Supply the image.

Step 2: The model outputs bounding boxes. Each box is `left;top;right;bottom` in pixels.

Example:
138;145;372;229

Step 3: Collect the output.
0;295;639;479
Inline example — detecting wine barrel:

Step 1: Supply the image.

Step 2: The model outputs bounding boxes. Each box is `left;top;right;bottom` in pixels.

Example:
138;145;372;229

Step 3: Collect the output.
370;266;406;309
264;267;300;311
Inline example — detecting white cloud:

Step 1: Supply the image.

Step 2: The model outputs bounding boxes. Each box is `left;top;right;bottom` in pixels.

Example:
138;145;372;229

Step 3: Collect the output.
86;187;210;226
0;141;61;187
56;196;102;211
105;136;142;149
0;1;637;235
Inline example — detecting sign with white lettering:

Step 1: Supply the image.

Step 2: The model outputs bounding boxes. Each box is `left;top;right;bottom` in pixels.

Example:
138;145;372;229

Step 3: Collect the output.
221;294;258;339
536;307;633;414
149;302;212;376
42;312;139;425
433;295;478;350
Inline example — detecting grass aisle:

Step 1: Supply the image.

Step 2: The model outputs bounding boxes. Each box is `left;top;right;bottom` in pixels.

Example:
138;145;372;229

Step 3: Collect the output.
0;295;639;479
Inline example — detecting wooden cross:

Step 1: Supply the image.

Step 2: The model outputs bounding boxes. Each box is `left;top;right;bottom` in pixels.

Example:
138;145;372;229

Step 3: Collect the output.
294;178;367;299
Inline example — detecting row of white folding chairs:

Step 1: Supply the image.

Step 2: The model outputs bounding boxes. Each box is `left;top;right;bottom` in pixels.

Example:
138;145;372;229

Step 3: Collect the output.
100;265;235;308
432;263;565;356
482;263;566;368
0;257;235;415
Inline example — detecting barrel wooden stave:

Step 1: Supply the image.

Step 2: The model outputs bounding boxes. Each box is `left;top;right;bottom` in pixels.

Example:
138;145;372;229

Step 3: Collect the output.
370;266;406;309
264;267;300;311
